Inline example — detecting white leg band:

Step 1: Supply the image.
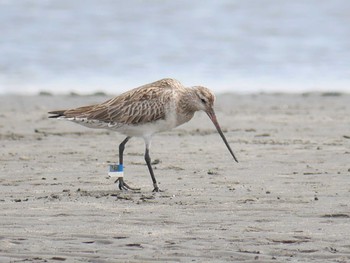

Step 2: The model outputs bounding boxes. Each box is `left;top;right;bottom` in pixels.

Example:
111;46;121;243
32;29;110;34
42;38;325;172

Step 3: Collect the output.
108;164;124;178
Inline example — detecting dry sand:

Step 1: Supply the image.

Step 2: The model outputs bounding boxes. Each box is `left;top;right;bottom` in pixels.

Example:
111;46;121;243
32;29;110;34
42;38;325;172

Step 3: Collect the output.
0;92;350;262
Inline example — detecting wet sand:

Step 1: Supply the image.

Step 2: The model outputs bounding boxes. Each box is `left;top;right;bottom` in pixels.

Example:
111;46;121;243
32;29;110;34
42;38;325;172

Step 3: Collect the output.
0;93;350;262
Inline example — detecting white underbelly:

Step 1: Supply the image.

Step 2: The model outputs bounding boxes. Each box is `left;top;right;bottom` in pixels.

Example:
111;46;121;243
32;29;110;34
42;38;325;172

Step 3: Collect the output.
65;114;178;138
111;117;177;137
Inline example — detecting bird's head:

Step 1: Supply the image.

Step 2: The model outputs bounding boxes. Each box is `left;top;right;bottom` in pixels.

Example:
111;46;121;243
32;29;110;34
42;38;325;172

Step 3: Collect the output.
192;86;216;113
191;86;238;163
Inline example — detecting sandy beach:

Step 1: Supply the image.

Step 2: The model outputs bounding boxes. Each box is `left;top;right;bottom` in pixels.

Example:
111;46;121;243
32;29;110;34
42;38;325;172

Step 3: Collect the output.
0;92;350;262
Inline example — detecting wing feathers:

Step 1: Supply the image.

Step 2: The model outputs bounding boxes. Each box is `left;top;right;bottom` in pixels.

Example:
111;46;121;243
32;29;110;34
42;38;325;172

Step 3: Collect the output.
49;78;183;125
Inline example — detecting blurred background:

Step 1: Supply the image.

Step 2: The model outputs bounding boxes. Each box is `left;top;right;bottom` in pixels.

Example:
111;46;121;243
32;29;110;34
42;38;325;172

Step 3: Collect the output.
0;0;349;94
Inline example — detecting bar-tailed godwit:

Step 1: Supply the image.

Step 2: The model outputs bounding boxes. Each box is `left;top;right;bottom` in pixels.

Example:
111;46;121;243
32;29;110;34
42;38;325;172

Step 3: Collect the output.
49;78;238;192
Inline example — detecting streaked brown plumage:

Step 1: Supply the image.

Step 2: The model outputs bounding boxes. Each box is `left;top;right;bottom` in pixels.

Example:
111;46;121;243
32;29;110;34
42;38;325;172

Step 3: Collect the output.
49;78;237;192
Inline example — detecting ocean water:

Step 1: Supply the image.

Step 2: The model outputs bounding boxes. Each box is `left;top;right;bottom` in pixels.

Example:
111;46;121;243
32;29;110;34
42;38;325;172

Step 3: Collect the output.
0;0;349;94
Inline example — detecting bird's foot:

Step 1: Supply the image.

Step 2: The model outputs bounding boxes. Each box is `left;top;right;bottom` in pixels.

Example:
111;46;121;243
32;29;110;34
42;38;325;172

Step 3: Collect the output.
115;177;140;191
152;183;162;192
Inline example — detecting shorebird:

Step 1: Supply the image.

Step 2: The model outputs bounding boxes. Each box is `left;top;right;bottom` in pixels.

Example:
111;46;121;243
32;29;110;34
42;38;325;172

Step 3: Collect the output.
49;78;238;192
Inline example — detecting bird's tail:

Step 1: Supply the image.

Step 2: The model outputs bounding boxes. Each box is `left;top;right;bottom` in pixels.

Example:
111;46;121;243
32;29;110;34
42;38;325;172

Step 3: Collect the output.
48;110;66;118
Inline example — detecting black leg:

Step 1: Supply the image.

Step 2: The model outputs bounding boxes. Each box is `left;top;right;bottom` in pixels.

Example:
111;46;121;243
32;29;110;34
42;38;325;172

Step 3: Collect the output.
114;136;140;191
145;147;160;192
119;136;130;165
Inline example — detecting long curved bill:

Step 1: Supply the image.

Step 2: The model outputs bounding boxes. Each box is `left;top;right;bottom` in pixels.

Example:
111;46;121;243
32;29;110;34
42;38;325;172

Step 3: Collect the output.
206;109;238;163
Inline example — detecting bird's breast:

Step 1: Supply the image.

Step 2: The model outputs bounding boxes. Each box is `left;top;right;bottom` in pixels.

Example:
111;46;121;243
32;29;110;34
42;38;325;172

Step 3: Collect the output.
175;111;195;127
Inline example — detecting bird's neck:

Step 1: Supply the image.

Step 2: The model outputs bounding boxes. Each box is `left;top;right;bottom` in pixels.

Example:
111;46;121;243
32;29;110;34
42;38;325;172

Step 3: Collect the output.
175;88;197;126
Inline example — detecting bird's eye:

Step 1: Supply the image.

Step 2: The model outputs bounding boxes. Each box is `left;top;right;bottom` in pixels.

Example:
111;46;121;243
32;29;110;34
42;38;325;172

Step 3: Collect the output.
201;98;206;104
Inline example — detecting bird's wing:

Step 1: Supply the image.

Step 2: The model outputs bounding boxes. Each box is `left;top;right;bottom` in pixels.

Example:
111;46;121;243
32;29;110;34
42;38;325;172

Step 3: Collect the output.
53;79;183;125
63;79;181;125
88;96;169;125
